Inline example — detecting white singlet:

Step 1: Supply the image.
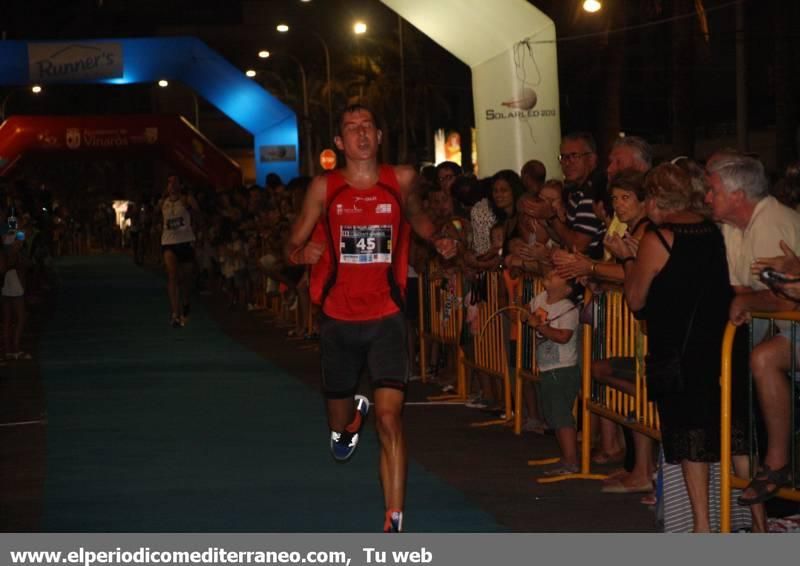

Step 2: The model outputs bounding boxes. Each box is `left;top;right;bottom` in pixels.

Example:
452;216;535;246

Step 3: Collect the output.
161;197;196;246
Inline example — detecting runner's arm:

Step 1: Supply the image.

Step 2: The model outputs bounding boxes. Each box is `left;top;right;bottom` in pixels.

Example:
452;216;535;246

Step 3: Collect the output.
284;175;326;265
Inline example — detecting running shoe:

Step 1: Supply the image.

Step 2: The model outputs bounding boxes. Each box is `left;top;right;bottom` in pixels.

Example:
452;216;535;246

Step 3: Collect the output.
384;510;403;533
171;314;182;328
330;394;370;461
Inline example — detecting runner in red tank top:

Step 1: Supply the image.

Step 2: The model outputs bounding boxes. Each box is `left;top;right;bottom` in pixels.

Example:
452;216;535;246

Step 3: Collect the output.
285;104;456;532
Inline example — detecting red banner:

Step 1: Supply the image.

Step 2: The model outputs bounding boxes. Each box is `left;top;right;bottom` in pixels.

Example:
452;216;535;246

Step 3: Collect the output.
0;114;241;189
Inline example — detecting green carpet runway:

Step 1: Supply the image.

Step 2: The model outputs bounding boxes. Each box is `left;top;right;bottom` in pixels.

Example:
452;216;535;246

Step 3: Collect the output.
39;256;501;532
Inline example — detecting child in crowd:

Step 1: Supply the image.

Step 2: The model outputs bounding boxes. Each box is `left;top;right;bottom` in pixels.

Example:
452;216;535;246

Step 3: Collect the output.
522;269;581;475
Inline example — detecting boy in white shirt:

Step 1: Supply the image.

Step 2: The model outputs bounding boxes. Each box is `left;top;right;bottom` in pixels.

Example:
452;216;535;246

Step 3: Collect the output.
522;269;581;475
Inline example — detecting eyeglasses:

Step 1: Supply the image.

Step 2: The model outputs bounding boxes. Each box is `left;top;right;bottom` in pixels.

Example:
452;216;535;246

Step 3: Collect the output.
559;152;593;162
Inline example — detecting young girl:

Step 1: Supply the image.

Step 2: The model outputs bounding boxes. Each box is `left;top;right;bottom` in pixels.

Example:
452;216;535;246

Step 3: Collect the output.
523;269;581;475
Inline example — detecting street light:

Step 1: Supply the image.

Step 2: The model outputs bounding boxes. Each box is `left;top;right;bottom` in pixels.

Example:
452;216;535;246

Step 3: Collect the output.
582;0;602;13
353;21;367;35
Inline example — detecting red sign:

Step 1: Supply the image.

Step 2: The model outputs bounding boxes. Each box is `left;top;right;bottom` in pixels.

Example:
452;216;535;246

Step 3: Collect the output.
320;148;337;171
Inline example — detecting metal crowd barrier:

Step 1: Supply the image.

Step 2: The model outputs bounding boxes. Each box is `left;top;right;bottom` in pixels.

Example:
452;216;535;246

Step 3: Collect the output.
720;312;800;532
464;270;512;426
419;265;465;397
513;273;545;434
586;289;660;440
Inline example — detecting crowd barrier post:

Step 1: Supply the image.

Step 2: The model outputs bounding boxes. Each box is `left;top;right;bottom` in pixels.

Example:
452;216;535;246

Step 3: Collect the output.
420;266;467;402
720;312;800;532
513;273;543;435
417;275;427;385
467;270;513;427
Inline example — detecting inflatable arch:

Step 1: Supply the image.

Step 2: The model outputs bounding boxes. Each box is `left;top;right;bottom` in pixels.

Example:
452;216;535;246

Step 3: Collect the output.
381;0;561;178
0;37;299;185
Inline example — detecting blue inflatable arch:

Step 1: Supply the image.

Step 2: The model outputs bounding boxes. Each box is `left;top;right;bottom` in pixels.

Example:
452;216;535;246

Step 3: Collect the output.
0;37;299;185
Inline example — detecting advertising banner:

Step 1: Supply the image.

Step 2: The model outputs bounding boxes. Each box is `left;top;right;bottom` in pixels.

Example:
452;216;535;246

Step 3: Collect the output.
473;30;560;180
28;42;123;83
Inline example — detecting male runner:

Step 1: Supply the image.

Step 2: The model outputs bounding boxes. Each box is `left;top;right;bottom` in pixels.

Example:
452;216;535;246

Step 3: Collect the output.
285;104;456;532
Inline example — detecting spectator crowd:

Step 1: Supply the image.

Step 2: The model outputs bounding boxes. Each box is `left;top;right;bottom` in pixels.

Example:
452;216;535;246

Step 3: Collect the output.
5;127;800;533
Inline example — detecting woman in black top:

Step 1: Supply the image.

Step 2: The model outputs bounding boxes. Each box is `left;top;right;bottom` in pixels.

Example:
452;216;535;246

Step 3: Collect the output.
619;163;763;532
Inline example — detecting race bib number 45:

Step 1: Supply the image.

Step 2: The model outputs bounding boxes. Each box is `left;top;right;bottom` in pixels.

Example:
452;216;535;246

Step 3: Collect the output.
340;225;392;264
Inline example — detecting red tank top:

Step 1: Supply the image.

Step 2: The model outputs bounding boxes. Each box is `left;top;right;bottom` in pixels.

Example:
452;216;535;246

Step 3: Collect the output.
310;165;410;321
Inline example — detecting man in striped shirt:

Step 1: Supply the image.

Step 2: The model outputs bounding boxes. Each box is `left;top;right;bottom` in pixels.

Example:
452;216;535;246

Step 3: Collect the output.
545;132;606;260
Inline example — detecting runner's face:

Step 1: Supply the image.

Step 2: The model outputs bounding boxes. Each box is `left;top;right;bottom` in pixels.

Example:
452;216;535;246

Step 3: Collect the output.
335;110;381;161
167;176;180;197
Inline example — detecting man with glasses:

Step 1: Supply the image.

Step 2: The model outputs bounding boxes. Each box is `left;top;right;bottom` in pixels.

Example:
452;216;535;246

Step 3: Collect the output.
545;132;606;259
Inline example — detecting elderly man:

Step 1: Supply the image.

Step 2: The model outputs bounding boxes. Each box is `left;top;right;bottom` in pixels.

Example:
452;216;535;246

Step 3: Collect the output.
706;151;800;508
606;136;653;178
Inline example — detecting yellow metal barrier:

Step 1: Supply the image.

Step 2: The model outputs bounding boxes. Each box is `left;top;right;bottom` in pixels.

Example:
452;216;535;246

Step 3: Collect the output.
587;289;659;439
462;270;512;424
720;312;800;532
513;273;545;435
419;266;466;399
536;286;660;484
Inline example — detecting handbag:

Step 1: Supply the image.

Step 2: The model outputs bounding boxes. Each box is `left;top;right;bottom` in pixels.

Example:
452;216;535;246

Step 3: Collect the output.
645;251;710;395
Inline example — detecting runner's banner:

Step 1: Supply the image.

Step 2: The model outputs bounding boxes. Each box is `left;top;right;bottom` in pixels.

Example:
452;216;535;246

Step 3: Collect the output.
28;42;124;83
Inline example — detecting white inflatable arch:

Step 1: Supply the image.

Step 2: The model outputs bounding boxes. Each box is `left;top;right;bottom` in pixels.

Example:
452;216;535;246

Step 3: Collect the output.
381;0;561;179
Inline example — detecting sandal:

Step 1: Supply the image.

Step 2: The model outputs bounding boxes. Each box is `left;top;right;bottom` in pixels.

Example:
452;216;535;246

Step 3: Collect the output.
737;464;792;506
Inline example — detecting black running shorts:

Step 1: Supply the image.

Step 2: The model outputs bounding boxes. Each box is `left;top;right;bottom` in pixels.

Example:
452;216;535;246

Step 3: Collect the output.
319;311;409;398
162;242;195;263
